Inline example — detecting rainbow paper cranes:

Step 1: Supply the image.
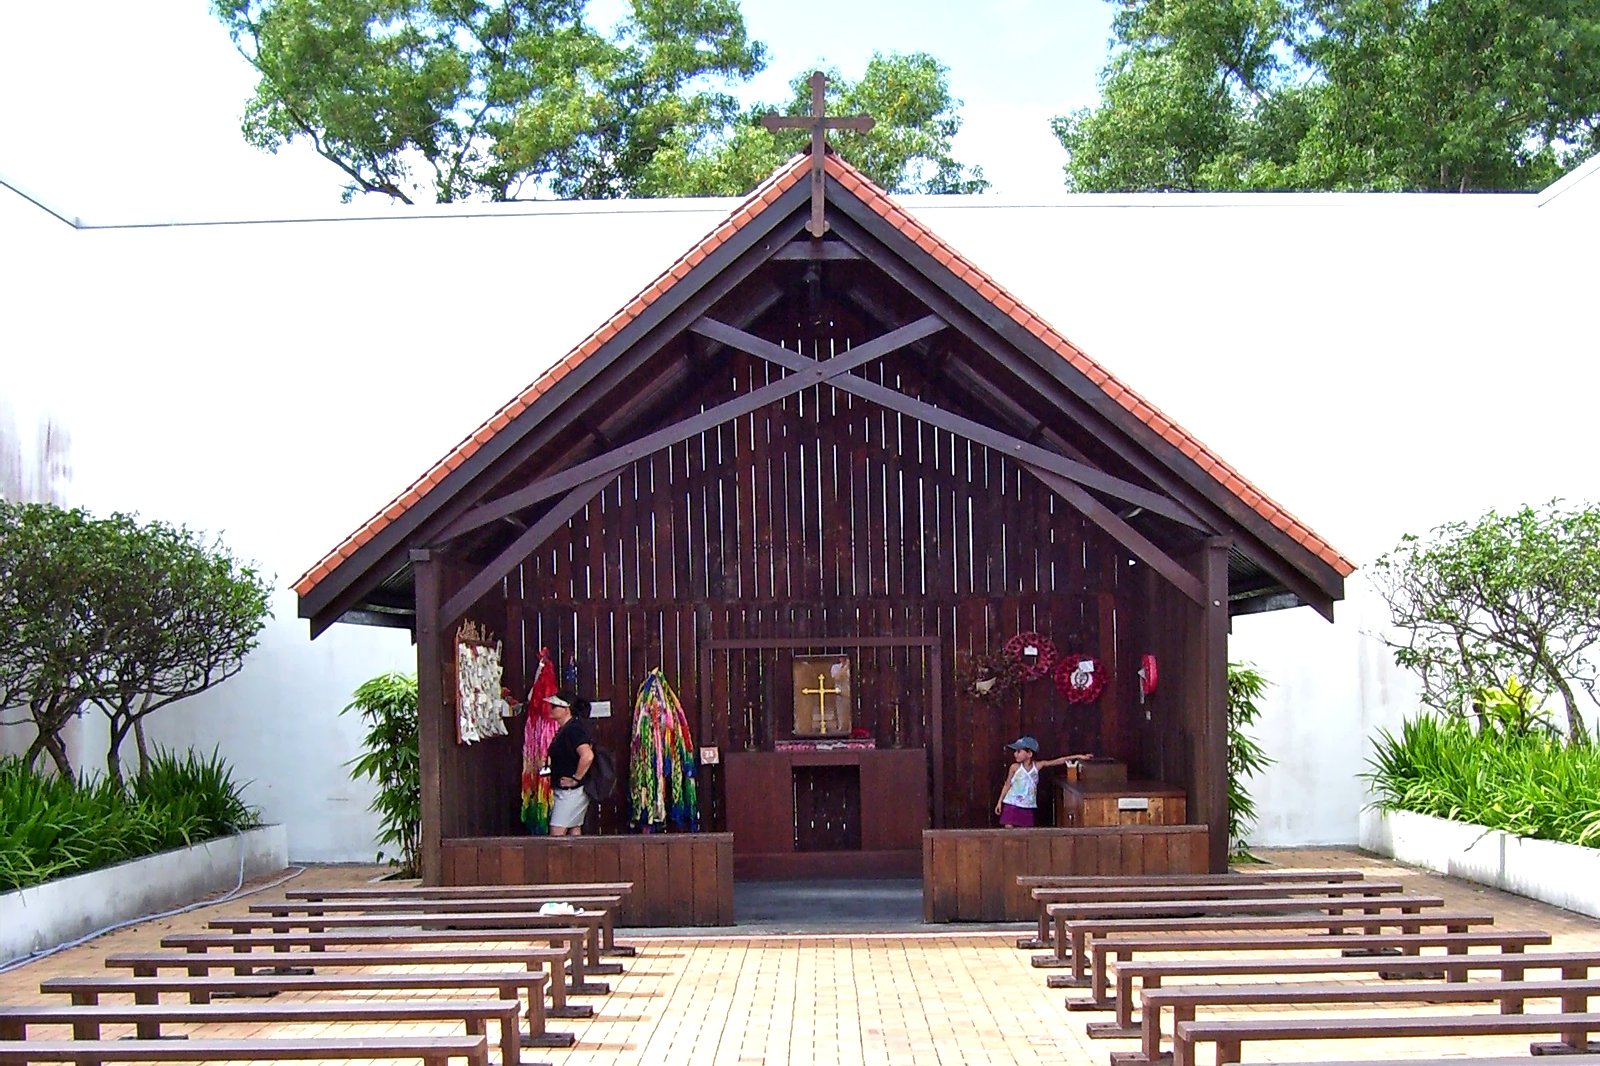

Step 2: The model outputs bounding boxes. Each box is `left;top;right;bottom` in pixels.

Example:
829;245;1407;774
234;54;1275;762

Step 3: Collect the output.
520;648;559;835
629;668;700;832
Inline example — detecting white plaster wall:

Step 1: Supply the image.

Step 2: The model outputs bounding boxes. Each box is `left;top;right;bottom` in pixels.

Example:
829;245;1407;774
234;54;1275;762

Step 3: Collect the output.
2;173;1596;856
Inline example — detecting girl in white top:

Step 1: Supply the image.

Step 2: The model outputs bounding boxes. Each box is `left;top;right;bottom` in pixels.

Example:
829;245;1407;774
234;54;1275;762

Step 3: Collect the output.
995;736;1092;828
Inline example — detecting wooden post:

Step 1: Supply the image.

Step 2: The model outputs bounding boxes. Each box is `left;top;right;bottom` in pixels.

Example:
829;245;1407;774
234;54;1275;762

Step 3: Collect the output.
413;549;446;885
1185;538;1232;872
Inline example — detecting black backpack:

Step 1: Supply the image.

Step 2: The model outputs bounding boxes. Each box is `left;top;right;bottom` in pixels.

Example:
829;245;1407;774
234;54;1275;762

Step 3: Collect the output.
584;748;618;802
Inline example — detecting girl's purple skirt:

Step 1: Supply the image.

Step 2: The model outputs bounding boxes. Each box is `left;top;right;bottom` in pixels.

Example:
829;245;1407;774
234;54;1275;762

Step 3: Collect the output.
999;802;1036;828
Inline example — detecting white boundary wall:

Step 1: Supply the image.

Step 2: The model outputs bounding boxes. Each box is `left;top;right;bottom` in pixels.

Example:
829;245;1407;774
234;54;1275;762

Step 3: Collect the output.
2;173;1596;858
0;825;287;964
1361;808;1600;919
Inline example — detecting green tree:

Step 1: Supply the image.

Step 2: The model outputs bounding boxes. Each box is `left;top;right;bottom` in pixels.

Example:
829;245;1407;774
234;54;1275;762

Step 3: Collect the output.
86;521;274;788
0;503;273;783
214;0;766;202
0;502;119;777
1372;501;1600;746
641;52;988;195
1056;0;1600;192
216;4;987;200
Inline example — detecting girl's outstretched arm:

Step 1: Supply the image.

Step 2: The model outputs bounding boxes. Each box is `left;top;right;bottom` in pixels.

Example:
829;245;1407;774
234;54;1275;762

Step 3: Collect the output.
1037;752;1095;769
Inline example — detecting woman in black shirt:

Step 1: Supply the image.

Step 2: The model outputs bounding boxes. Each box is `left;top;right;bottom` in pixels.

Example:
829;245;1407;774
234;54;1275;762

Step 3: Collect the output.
544;695;594;835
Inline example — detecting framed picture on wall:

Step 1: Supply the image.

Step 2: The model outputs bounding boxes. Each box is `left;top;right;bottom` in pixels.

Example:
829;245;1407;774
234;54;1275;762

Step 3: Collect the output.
792;654;852;736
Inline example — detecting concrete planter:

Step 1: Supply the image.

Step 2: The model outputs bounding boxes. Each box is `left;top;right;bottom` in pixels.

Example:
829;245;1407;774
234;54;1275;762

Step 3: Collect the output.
1360;806;1600;918
0;825;287;964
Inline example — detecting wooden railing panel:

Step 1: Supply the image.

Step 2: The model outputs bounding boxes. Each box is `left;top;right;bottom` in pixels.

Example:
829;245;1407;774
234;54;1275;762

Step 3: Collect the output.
441;834;735;926
922;825;1209;922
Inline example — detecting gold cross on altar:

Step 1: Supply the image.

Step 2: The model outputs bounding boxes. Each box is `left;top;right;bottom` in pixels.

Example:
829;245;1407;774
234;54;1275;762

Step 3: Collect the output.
801;672;842;733
760;71;875;237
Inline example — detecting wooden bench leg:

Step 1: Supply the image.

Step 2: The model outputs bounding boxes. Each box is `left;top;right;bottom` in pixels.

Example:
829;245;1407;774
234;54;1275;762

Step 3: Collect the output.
510;980;573;1050
1217;1036;1242;1066
1172;1030;1194;1066
462;1019;490;1066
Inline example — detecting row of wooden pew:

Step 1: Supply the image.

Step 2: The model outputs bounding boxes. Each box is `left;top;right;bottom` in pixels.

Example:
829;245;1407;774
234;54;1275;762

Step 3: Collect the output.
1012;867;1600;1066
1;878;640;1066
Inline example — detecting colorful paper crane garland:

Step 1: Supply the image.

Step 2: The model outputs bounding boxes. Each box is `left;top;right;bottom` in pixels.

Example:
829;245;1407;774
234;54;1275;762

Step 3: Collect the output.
520;647;559;835
629;668;700;832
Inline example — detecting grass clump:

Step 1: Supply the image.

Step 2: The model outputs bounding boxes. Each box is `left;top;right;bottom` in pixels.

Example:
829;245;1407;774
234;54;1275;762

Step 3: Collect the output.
1364;714;1600;847
0;749;260;892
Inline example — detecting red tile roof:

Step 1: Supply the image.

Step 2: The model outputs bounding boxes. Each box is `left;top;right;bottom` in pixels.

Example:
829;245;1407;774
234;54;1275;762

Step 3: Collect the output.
295;152;1352;599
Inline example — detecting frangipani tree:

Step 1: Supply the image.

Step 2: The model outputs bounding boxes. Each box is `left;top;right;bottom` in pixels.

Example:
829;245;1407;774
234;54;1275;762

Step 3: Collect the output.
1372;501;1600;746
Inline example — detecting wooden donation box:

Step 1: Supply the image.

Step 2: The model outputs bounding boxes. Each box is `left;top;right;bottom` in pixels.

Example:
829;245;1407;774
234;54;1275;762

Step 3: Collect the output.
1054;759;1186;827
724;744;927;878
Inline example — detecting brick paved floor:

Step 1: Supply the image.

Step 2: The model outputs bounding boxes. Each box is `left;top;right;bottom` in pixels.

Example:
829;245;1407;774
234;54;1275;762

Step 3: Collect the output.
3;847;1598;1065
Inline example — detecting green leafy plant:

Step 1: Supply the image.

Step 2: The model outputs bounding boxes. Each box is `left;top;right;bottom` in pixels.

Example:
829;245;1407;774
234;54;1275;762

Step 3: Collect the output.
1364;714;1600;848
1372;500;1600;746
0;750;260;892
342;673;421;877
1227;662;1274;860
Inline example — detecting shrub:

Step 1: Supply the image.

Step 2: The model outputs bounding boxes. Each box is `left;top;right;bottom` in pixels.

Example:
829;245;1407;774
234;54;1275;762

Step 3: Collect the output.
1227;662;1273;860
1364;714;1600;848
0;750;260;892
342;673;420;877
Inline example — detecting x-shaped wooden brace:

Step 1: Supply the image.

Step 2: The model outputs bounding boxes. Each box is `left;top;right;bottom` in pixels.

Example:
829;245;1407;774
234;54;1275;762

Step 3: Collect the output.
436;314;948;625
686;318;1210;606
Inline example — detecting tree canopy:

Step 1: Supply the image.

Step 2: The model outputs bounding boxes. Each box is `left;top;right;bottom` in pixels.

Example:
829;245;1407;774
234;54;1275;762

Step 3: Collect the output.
639;52;988;195
0;502;274;782
1055;0;1600;192
1372;500;1600;747
216;1;985;201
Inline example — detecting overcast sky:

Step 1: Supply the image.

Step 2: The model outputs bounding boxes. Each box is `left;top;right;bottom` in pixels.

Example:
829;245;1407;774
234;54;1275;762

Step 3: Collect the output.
0;0;1113;223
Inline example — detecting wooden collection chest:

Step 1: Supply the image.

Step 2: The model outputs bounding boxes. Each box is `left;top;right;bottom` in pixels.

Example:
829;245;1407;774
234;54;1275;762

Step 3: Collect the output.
1053;778;1187;827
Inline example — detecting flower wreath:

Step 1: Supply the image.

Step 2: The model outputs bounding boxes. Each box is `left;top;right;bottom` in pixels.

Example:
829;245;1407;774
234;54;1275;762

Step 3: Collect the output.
1001;631;1058;682
1053;652;1107;704
956;649;1023;702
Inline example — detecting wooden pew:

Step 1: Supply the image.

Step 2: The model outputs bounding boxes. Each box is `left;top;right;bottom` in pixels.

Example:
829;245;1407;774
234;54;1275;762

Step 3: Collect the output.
247;896;626;963
1073;928;1552;1011
1173;1010;1600;1066
1016;870;1367;948
0;1000;527;1066
1030;880;1405;952
1107;949;1600;1033
208;909;612;976
103;945;589;1019
1036;893;1448;968
285;883;637;957
1040;909;1495;984
39;969;573;1048
160;925;609;994
1119;977;1600;1065
0;1034;489;1066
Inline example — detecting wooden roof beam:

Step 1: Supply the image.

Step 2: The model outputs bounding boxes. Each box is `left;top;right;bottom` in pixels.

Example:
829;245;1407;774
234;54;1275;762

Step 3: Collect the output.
698;316;1208;532
437;313;947;542
824;205;1341;617
1025;465;1206;605
297;184;816;631
439;472;612;629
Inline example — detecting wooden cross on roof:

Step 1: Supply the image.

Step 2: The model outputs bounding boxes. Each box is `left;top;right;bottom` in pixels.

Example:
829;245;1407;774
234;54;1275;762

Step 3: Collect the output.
761;71;875;237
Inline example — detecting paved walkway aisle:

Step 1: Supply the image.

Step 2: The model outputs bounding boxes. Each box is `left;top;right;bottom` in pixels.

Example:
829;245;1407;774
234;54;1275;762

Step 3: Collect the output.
3;847;1600;1065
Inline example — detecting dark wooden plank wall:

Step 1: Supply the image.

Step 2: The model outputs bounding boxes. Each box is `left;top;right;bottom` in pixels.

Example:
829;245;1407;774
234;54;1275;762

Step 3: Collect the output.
440;337;1164;839
439;833;735;926
921;825;1210;922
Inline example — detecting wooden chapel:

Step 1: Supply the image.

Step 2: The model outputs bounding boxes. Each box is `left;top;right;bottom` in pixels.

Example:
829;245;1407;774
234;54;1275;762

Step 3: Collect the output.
295;103;1351;926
